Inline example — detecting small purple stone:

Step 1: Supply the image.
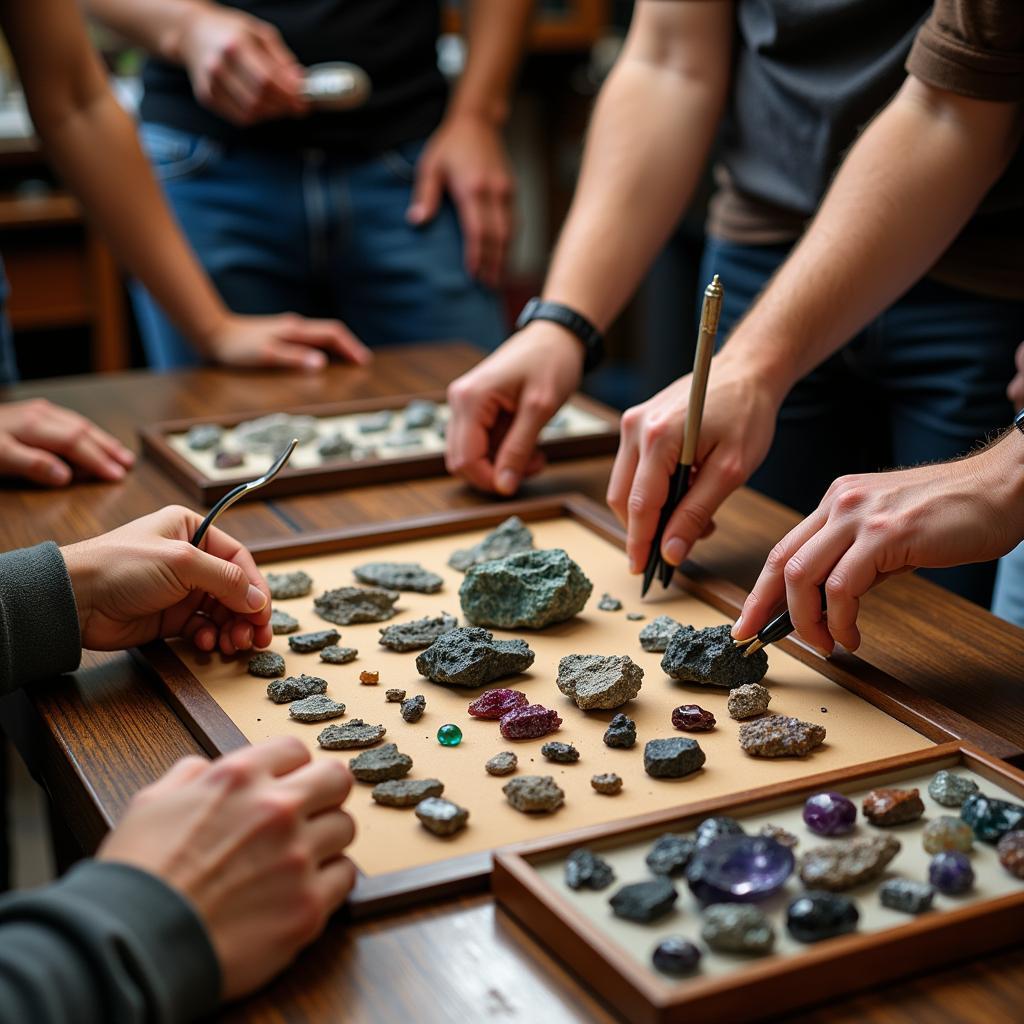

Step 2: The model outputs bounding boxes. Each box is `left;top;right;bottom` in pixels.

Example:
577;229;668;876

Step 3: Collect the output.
803;792;857;836
651;937;701;976
686;835;795;905
928;851;974;894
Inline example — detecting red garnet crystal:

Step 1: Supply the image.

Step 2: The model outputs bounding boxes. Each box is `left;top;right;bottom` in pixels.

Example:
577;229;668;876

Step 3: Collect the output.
672;704;716;732
499;704;562;740
467;688;529;719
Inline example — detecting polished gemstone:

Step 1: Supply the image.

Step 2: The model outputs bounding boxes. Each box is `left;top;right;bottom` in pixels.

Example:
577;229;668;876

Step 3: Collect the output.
922;816;974;854
437;723;463;747
686;835;794;905
803;792;857;836
651;937;701;976
695;816;745;849
786;891;859;943
928;851;974;894
960;793;1024;843
671;704;716;732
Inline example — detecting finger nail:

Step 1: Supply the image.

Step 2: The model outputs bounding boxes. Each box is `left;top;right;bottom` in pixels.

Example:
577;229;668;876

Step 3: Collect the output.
663;538;687;565
496;470;518;494
48;464;71;485
304;353;325;369
247;586;267;611
731;614;746;638
406;207;422;224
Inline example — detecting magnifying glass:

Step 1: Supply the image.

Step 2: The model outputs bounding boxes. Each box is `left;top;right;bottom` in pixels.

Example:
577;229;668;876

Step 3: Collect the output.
302;62;372;111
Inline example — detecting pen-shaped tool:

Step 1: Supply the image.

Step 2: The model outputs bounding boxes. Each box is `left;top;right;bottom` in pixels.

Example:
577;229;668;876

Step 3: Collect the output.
733;585;829;657
641;274;723;597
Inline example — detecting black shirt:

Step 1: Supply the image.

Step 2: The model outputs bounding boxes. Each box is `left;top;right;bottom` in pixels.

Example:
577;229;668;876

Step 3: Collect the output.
140;0;447;155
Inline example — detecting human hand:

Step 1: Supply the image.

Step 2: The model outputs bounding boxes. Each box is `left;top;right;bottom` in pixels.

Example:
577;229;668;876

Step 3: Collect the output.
0;398;135;486
732;436;1024;654
99;736;356;1001
1007;339;1024;410
607;351;784;574
446;321;584;493
203;312;373;371
61;505;273;655
407;112;515;287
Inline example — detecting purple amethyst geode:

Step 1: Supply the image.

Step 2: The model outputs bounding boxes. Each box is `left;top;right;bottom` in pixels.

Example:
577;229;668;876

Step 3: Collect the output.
686;835;795;905
803;792;857;836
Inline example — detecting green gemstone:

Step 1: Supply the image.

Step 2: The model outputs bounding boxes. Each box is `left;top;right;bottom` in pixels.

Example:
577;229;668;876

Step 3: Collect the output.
437;723;463;747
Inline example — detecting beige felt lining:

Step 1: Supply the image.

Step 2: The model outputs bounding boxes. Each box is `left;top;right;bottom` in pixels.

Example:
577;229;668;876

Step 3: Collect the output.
169;518;933;878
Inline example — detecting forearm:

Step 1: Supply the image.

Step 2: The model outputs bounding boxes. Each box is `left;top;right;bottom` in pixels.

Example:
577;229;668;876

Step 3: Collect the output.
84;0;205;63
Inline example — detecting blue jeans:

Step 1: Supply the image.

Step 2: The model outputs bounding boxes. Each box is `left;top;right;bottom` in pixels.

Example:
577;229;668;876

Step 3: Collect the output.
132;124;506;369
699;237;1024;607
0;258;19;385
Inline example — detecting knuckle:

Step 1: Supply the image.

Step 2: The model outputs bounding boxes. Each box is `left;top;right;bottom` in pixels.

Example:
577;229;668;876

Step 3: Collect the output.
207;757;254;791
716;456;745;488
620;406;642;434
783;556;809;586
626;491;648;518
676;502;711;537
824;572;848;598
446;377;472;409
832;483;866;515
764;541;790;574
256;792;300;833
521;391;557;419
165;539;197;574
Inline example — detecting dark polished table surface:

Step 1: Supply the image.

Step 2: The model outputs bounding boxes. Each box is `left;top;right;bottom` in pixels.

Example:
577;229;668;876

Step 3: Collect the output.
2;342;1023;1023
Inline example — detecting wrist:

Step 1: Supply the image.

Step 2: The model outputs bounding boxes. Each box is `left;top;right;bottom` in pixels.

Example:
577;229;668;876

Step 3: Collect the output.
157;0;206;64
58;540;94;636
713;338;791;412
444;97;509;130
516;320;586;373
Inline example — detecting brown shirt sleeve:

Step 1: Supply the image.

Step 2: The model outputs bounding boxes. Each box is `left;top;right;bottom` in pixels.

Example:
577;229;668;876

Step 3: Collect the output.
907;0;1024;101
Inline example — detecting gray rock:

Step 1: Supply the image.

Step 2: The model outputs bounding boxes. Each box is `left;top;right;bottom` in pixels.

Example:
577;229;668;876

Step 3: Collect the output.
639;615;685;653
317;719;386;750
727;683;772;720
372;778;444;807
591;773;623;795
800;835;901;891
288;629;341;653
314;586;399;625
928;770;981;808
880;878;935;914
400;695;426;723
402;399;439;430
384;430;422;450
266;571;313;600
415;797;469;836
603;713;637;749
186;423;222;451
643;738;706;779
625;612;645;622
213;450;244;470
357;410;393;434
541;742;580;764
695;817;745;849
317;433;354;459
646;834;696;876
701;904;775;954
609;878;678;923
349;743;413;782
739;716;826;757
556;654;643;710
597;593;622;612
385;688;407;703
354;561;444;594
379;613;459;652
485;751;518;776
320;645;358;665
448;515;535;572
415;626;535;686
248;651;285;678
288;694;346;722
267;673;328;704
459;549;592;629
503;775;565;813
270;609;300;635
235;413;318;452
661;624;768;687
565;849;615;891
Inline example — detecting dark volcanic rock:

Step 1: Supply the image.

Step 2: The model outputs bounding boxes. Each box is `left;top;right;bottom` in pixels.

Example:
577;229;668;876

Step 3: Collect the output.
661;624;768;687
609;878;678;923
499;704;562;740
349;743;413;782
503;775;565;813
379;613;459;652
646;834;696;876
603;713;637;749
591;773;622;795
639;615;686;653
270;609;300;635
372;778;444;807
266;571;313;600
739;716;826;757
415;797;469;836
467;688;528;719
317;433;354;459
267;674;327;704
400;695;426;723
317;719;386;750
565;849;615;891
459;549;592;629
556;654;643;710
354;561;444;594
314;586;399;626
597;593;622;612
288;629;340;653
643;738;706;779
248;651;285;678
319;645;358;664
485;751;518;776
288;694;346;722
415;627;535;686
786;892;859;943
448;515;535;572
541;742;580;764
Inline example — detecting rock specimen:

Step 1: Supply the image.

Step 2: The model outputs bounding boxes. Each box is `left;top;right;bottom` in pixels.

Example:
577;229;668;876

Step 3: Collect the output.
556;654;644;711
349;743;413;783
266;570;313;600
385;688;406;702
597;593;622;612
603;713;637;749
652;938;701;976
267;674;328;704
485;751;518;776
358;410;393;434
316;433;353;459
803;792;857;836
626;612;645;622
270;609;300;635
248;651;285;678
354;561;444;594
786;892;859;943
186;423;222;450
416;627;535;687
863;787;925;826
415;797;469;836
360;670;379;685
760;824;798;848
929;851;974;894
643;738;706;779
541;742;580;764
565;849;615;891
800;836;901;891
687;836;794;905
459;549;592;629
639;615;685;653
960;792;1024;843
609;878;678;924
288;629;340;653
288;694;346;722
448;515;534;572
695;817;745;849
591;773;622;795
371;778;444;807
468;688;528;719
314;586;399;625
997;830;1024;879
379;613;459;652
645;834;695;877
317;719;386;750
400;695;426;723
499;704;562;740
320;645;358;665
502;775;565;813
402;399;438;430
661;624;768;688
236;412;317;452
671;704;716;732
928;770;980;808
880;879;935;915
213;450;244;469
739;716;826;757
922;816;973;854
727;683;772;720
437;723;462;746
700;904;774;954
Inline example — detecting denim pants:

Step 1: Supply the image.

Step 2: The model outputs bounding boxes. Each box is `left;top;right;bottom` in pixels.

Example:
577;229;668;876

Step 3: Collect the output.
132;124;506;369
0;257;18;385
699;237;1024;608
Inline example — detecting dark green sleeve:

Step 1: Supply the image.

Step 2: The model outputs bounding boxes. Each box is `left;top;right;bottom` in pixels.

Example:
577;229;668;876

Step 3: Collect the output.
0;541;81;694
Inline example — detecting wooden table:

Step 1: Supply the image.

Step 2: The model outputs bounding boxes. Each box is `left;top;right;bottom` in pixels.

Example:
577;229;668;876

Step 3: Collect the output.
2;341;1023;1023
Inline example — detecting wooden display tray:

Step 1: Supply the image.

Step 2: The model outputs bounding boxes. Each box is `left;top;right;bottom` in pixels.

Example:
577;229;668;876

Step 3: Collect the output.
492;743;1024;1024
138;390;620;505
130;495;1022;920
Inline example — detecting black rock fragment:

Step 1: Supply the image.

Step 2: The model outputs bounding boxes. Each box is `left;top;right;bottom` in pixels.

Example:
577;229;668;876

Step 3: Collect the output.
609;878;678;923
661;624;768;688
565;849;615;891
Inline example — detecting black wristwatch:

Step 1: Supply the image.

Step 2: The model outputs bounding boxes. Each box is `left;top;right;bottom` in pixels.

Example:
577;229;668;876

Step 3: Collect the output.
515;298;605;374
1015;408;1024;435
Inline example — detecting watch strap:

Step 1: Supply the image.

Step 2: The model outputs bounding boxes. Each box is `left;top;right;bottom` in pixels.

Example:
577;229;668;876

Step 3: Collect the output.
515;298;605;373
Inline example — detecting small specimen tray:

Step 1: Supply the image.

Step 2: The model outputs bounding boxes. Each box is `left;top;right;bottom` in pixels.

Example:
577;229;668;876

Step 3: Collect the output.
131;495;1021;918
139;390;620;504
493;743;1024;1024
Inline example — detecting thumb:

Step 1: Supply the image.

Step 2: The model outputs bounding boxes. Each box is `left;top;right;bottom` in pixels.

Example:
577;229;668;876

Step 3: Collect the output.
407;158;444;226
0;436;72;487
173;545;268;616
493;394;556;496
263;336;328;371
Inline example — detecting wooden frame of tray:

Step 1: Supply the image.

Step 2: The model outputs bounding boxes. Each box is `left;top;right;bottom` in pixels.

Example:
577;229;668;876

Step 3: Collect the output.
138;390;620;504
130;495;1022;918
